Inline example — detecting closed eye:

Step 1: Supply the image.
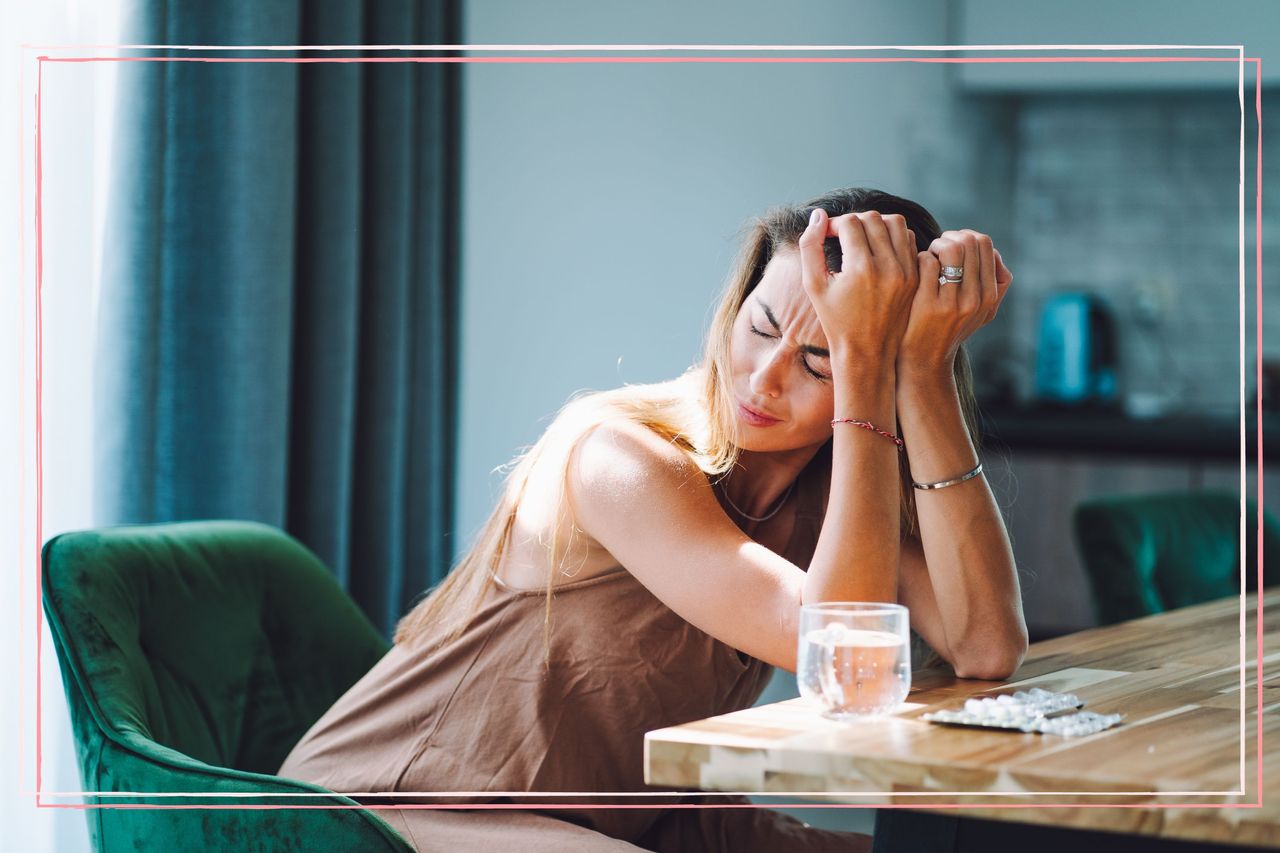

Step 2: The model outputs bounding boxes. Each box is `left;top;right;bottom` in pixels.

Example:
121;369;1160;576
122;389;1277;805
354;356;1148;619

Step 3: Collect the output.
750;325;830;381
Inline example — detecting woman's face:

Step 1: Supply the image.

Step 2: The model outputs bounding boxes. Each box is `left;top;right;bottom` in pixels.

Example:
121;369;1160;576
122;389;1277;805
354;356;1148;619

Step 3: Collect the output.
727;247;835;453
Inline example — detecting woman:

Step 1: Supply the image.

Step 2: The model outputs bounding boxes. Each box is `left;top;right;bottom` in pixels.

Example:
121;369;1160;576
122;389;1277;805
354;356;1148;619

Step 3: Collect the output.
278;187;1028;852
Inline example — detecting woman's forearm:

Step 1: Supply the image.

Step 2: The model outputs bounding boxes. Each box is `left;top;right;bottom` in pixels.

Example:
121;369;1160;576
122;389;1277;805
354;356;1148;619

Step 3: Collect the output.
802;354;901;604
897;367;1027;673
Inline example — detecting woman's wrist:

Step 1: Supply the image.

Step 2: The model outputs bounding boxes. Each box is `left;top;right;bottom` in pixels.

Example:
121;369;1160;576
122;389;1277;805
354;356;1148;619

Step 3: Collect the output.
830;331;897;359
897;363;957;400
833;356;898;435
896;373;978;484
896;345;957;376
832;348;897;384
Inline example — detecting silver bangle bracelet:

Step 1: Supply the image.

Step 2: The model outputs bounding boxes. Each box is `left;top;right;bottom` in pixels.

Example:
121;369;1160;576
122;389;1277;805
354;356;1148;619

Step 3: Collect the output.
912;462;983;491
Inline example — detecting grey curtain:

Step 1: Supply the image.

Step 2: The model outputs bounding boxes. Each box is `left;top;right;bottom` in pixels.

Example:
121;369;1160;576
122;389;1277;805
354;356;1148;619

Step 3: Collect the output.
94;1;461;636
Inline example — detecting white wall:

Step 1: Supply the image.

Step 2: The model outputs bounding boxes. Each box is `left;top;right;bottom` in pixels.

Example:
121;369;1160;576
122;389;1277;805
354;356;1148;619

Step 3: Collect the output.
3;3;121;851
955;0;1280;90
455;0;991;556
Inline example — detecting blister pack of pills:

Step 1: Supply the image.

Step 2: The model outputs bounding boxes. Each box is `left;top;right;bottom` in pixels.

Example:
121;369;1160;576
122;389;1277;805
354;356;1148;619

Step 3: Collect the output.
921;687;1123;737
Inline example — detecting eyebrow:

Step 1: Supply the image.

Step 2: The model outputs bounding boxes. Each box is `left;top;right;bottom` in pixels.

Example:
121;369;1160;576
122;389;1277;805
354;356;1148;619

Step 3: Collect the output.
755;298;830;358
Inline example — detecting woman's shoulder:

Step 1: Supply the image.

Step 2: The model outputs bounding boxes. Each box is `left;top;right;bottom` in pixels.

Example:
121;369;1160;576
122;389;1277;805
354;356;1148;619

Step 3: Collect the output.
496;418;708;592
567;417;732;553
571;418;707;493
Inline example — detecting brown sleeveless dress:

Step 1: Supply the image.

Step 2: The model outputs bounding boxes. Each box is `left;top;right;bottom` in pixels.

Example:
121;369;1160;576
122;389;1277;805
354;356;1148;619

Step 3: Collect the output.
278;460;875;851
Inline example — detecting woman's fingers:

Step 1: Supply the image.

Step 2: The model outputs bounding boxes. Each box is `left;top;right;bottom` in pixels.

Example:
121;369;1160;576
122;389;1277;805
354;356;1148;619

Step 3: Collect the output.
855;211;897;263
904;230;1008;365
994;248;1013;286
957;232;983;318
883;214;918;285
831;213;872;278
994;247;1012;284
934;231;988;320
824;211;917;285
797;207;831;292
929;235;963;310
991;247;1012;321
915;250;941;309
962;229;997;323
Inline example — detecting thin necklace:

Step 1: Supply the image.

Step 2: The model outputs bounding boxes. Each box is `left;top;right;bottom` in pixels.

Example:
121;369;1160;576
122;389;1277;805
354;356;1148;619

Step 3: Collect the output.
716;478;795;523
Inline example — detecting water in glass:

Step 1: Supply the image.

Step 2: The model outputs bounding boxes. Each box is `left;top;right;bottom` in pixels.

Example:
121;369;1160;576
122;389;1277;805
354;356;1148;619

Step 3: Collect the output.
797;603;911;720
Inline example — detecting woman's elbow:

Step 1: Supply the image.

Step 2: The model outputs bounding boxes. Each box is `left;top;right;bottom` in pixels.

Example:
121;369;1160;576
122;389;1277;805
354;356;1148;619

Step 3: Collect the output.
951;632;1028;681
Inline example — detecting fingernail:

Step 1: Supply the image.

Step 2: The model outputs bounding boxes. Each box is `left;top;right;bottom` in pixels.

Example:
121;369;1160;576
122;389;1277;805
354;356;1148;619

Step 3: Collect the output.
809;208;822;226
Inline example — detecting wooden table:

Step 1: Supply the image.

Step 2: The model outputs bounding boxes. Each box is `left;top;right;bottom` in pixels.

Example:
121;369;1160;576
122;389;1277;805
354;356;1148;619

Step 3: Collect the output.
645;590;1276;848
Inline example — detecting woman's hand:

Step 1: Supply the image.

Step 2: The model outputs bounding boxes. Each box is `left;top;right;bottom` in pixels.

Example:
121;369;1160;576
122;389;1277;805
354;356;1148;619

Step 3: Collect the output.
798;208;920;364
898;229;1013;376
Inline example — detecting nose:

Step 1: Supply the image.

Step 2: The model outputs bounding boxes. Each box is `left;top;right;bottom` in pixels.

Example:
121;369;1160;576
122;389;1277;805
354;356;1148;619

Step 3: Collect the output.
748;343;788;399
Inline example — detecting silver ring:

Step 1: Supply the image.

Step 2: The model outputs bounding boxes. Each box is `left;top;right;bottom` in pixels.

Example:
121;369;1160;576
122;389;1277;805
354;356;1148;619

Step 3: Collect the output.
938;276;962;287
941;265;964;277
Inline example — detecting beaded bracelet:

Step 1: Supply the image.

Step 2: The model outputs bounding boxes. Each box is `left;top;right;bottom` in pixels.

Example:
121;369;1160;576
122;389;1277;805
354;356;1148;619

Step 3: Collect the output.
830;417;905;452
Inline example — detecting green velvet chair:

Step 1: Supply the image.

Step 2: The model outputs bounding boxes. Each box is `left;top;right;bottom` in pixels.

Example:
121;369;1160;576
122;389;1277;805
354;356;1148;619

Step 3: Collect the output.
1072;490;1280;625
41;520;414;852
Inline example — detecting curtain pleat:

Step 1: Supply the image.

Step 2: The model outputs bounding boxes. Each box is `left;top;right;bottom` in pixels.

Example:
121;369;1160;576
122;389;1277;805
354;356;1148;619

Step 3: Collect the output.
94;0;460;637
288;1;368;595
405;1;460;634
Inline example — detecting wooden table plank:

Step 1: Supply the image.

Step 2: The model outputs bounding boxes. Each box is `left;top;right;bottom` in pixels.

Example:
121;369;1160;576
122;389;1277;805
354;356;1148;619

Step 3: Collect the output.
645;591;1274;846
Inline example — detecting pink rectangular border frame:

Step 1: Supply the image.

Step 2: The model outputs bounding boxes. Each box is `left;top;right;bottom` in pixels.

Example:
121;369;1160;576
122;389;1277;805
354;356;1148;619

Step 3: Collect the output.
22;45;1266;816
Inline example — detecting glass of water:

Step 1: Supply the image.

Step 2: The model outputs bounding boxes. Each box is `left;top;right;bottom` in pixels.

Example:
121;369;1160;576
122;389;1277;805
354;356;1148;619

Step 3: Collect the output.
797;602;911;720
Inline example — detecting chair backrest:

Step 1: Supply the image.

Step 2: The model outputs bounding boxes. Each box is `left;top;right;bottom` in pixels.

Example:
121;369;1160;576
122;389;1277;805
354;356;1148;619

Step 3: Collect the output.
42;520;413;851
44;519;390;773
1072;490;1280;625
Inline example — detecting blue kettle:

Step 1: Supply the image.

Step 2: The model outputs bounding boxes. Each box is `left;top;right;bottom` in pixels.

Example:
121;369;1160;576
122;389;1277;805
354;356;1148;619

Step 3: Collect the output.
1035;292;1117;405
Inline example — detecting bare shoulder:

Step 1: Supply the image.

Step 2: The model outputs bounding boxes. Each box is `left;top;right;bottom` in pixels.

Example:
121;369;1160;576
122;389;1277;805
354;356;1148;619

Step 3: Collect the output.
494;418;708;591
566;418;725;552
569;419;709;502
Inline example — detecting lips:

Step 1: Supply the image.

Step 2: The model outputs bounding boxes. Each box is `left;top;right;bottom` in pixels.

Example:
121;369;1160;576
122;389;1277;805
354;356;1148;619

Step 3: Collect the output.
739;401;782;425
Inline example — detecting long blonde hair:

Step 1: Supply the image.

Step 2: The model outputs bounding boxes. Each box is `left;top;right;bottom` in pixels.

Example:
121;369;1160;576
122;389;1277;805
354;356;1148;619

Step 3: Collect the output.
393;187;983;669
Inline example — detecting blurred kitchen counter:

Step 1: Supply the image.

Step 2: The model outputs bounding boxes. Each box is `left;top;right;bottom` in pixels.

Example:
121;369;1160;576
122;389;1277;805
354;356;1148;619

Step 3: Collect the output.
975;402;1273;462
970;402;1275;642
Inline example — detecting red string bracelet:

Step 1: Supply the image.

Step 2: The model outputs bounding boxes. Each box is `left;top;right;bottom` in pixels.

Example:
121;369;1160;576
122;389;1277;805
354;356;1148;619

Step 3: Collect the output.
830;418;905;452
